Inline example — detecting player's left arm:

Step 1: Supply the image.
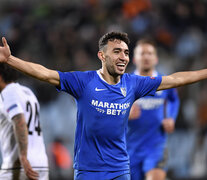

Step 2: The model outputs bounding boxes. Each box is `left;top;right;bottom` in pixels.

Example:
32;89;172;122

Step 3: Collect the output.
12;113;39;180
162;89;180;133
157;69;207;90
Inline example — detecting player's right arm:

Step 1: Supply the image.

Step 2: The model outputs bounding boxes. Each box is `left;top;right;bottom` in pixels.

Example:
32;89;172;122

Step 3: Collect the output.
12;113;39;180
0;37;60;86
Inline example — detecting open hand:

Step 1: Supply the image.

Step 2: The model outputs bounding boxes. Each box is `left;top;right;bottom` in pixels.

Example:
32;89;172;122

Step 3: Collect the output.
20;156;39;180
0;37;11;63
162;118;175;133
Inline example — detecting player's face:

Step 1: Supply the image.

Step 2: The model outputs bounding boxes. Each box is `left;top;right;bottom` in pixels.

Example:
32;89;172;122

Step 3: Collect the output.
133;44;158;72
103;40;129;76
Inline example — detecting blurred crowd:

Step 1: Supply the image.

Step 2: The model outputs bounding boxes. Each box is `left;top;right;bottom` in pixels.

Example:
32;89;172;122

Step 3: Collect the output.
0;0;207;179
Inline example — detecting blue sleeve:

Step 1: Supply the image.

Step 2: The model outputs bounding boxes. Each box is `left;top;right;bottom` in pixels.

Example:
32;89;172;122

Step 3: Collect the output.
134;75;162;100
166;88;180;121
57;71;94;99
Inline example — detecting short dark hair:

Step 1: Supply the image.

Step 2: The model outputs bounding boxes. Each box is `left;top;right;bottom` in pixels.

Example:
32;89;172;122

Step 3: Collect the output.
136;38;156;48
0;64;18;83
135;38;157;53
99;31;130;50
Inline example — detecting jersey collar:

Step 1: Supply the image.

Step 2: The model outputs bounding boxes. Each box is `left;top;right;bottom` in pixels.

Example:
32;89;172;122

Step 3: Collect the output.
96;70;121;85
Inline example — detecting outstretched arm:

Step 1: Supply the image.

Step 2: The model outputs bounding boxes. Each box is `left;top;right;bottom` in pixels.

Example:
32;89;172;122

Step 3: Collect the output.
0;37;60;86
158;69;207;90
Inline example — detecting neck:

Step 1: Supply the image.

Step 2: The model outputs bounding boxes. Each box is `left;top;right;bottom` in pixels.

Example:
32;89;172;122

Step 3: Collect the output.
0;82;7;92
100;68;120;85
138;68;155;76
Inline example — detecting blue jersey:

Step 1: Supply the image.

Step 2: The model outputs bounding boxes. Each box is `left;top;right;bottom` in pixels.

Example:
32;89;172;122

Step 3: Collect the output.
57;70;162;171
127;72;180;167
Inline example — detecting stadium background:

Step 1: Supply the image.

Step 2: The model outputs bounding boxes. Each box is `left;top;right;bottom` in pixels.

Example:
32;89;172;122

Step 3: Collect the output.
0;0;207;179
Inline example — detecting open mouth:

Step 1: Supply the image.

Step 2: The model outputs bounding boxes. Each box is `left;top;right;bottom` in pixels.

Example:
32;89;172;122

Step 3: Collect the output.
116;63;126;71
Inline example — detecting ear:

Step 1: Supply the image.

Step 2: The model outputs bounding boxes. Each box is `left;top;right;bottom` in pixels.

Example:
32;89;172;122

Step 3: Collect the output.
97;51;106;62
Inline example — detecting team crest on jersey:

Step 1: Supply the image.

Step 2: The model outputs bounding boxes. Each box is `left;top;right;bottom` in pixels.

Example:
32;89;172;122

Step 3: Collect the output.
120;87;127;97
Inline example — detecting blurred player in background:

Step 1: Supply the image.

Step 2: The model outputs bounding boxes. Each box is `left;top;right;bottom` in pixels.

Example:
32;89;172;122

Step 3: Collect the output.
0;64;48;180
127;39;180;180
1;31;207;180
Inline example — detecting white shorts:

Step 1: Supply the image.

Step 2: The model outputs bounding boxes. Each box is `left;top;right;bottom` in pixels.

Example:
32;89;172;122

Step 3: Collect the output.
0;169;49;180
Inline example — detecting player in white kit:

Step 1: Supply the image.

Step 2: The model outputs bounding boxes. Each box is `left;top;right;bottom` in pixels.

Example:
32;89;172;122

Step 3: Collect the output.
0;64;49;180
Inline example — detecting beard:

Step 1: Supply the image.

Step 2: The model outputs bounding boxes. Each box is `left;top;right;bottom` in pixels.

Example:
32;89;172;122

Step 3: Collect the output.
105;56;125;77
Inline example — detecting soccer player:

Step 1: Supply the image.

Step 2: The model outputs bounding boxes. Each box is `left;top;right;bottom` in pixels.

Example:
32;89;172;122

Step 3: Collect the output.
0;31;206;180
0;64;49;180
127;39;180;180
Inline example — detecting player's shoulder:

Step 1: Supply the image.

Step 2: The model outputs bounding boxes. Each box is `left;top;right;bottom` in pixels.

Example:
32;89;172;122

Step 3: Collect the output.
60;70;96;79
21;85;37;97
123;73;145;81
121;73;144;89
8;83;33;95
2;83;36;100
123;72;162;88
1;83;20;97
74;70;96;77
71;71;97;84
122;73;137;78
